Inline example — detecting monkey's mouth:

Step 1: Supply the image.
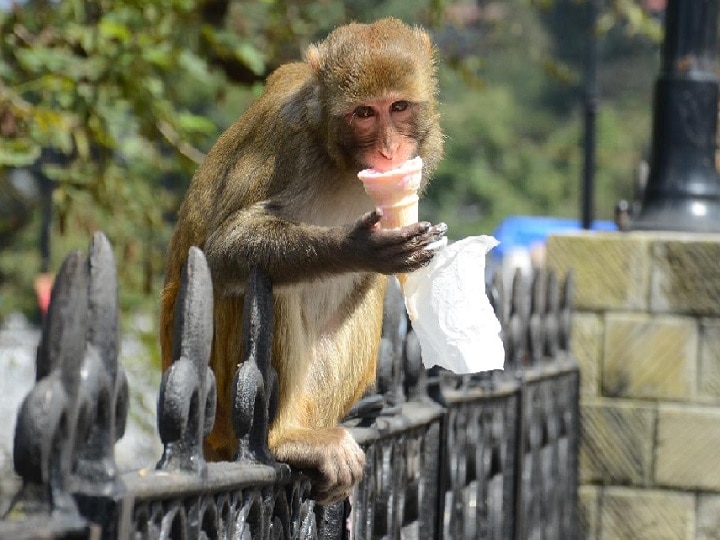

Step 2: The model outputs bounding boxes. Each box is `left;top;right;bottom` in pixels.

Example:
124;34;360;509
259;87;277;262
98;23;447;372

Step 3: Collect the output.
363;153;418;174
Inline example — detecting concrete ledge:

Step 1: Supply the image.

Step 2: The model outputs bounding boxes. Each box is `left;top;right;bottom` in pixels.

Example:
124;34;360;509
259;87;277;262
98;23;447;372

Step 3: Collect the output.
546;232;651;311
547;231;720;316
655;404;720;490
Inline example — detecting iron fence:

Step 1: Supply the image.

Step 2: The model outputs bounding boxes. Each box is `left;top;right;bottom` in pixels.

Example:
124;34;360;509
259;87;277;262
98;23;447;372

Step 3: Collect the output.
0;232;578;539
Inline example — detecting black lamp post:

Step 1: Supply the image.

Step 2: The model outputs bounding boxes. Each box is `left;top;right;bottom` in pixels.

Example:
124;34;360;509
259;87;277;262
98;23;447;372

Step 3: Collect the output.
632;0;720;232
582;0;600;230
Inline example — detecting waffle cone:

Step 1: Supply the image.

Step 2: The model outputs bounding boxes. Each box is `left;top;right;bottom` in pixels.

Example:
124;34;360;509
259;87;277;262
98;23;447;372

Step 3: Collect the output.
376;193;419;229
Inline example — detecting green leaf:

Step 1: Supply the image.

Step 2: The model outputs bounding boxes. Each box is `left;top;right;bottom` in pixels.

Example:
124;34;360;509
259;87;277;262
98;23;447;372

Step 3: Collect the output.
0;139;41;167
142;45;174;69
235;43;265;76
99;19;132;44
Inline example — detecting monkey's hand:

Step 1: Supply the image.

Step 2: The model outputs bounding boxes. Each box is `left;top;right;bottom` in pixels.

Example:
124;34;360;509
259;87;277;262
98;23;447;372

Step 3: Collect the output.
343;210;447;275
270;426;365;505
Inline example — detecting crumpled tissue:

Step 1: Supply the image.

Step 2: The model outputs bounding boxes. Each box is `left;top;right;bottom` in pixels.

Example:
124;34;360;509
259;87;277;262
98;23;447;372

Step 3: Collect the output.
403;235;505;374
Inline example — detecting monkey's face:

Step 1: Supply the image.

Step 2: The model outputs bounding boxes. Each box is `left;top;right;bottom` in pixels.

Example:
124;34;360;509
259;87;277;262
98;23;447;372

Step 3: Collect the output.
343;97;420;173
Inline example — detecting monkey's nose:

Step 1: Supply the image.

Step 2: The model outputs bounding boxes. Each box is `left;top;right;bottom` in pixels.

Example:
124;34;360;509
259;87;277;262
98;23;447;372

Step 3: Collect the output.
378;147;394;160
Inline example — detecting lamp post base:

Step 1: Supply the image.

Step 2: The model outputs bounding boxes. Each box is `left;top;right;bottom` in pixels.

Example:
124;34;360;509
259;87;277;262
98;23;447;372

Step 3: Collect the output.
632;196;720;233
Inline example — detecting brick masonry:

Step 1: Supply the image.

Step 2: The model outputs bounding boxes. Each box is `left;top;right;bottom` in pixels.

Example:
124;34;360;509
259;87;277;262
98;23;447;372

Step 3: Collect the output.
547;232;720;540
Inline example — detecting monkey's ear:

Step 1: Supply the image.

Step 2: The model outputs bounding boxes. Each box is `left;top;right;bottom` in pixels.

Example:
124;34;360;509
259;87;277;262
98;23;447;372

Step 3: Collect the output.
415;28;433;55
306;44;323;74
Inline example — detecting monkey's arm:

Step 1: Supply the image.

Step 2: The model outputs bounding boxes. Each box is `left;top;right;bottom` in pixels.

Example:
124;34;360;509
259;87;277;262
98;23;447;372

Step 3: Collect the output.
204;204;446;289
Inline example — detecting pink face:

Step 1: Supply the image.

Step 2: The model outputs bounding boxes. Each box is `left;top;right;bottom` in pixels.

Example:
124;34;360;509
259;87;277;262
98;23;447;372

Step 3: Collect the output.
344;98;419;172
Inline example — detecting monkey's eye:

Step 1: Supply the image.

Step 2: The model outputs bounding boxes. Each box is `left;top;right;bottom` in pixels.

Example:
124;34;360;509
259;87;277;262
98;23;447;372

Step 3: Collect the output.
353;105;375;119
391;100;410;113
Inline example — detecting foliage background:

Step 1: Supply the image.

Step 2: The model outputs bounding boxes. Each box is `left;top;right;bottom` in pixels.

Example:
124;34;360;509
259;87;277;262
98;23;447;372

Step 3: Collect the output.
0;0;662;326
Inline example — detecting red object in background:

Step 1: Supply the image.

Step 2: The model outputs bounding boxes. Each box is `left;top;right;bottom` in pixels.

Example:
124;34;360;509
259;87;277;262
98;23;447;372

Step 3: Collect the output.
34;273;54;317
645;0;667;12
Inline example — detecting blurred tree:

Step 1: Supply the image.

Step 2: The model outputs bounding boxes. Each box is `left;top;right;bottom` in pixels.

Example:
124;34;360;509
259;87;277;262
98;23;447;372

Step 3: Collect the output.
0;0;352;318
0;0;226;316
422;0;661;237
0;0;663;320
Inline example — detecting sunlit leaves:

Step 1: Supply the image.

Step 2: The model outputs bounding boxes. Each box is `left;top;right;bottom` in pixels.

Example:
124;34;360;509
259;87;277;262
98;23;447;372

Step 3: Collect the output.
0;0;229;217
598;0;663;40
0;139;41;167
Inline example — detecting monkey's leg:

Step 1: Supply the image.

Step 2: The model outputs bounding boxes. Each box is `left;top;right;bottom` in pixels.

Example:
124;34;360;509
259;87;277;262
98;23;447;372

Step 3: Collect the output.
269;275;385;504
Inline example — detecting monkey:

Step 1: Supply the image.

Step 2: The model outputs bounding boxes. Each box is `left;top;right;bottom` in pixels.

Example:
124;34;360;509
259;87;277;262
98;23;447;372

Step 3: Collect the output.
160;17;445;504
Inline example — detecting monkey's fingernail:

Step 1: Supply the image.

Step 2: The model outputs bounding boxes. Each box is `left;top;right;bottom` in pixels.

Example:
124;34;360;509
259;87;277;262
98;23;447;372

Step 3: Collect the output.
434;222;448;234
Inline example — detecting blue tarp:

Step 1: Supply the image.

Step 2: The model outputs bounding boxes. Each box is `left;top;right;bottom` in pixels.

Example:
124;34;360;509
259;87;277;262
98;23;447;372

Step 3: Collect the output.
491;215;617;258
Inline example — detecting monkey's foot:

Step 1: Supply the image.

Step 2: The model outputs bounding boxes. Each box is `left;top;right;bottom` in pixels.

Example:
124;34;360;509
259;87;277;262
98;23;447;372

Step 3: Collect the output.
270;426;365;505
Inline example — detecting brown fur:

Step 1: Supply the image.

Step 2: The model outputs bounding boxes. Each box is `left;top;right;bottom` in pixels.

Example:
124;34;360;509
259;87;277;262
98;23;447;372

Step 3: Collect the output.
160;18;444;503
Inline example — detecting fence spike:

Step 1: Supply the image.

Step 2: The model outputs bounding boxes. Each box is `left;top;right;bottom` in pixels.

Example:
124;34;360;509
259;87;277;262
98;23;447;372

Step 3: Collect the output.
157;246;216;474
529;269;547;364
232;266;278;465
75;232;129;486
7;250;87;519
545;270;560;359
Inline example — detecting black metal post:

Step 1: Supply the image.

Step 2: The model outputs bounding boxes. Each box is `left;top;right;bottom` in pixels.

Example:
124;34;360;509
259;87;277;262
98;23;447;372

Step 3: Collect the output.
632;0;720;232
38;173;52;274
582;0;600;230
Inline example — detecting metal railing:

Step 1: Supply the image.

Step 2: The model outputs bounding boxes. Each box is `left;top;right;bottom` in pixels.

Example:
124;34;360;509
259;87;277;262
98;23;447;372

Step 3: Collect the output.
0;232;578;539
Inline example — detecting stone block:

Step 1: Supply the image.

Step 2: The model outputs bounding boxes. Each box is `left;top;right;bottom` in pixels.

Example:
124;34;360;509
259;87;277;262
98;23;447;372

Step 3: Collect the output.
600;487;694;540
656;405;720;490
579;400;655;485
579;485;600;540
571;314;602;397
699;319;720;400
546;232;651;311
650;235;720;316
697;494;720;540
602;314;697;400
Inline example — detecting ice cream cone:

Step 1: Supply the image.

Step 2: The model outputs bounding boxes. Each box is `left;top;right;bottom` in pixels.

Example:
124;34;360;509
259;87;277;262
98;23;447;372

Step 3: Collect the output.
358;157;424;289
357;156;423;228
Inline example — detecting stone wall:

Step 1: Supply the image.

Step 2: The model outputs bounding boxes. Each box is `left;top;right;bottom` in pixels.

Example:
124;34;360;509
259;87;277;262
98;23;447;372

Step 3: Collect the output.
546;231;720;540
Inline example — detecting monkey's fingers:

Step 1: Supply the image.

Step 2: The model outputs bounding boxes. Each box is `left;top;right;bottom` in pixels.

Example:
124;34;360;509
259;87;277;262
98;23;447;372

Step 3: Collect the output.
271;427;365;505
369;228;445;273
429;222;448;241
425;222;448;251
357;209;383;230
371;221;432;247
377;222;443;253
403;248;437;272
309;433;365;504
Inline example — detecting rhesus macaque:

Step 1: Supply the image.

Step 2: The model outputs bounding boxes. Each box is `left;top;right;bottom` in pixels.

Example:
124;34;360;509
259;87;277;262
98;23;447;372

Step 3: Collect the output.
160;17;445;503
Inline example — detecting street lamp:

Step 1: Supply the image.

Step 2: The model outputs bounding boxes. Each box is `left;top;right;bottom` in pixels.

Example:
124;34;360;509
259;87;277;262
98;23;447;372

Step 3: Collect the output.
582;0;600;230
632;0;720;232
